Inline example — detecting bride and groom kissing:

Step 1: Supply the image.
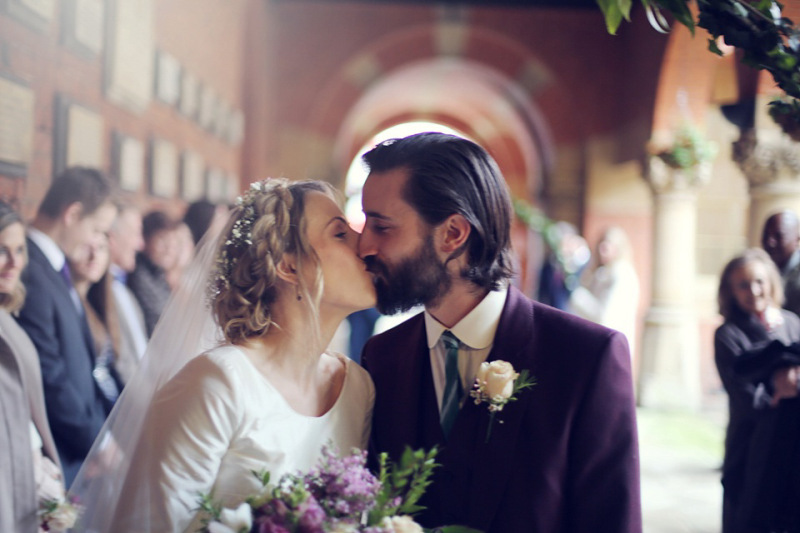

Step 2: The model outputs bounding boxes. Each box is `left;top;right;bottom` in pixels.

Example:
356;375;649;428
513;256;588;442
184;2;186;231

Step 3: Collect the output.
71;132;642;533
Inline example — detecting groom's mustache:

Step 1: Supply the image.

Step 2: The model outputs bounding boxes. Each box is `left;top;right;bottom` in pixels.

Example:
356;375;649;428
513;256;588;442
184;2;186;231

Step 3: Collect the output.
363;256;389;280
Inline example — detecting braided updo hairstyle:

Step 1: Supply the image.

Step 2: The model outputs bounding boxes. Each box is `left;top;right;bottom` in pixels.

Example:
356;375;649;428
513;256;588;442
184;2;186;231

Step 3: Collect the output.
212;178;336;345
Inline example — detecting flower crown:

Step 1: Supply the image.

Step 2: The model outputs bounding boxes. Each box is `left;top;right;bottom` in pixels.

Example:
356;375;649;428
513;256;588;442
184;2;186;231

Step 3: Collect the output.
211;180;269;293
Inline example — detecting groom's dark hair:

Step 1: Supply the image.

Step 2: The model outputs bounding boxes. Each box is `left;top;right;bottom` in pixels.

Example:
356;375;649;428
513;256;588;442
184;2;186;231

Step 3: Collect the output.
362;132;514;290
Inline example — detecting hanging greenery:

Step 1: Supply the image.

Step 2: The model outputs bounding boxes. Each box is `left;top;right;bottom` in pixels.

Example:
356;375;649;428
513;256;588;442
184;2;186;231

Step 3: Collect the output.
597;1;800;136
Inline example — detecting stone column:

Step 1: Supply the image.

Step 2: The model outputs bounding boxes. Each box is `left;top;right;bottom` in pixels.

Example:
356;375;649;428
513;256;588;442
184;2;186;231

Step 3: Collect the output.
637;158;709;409
733;131;800;245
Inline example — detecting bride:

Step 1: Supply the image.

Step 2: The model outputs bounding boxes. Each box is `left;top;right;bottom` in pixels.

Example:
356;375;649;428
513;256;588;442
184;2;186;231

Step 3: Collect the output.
69;178;377;532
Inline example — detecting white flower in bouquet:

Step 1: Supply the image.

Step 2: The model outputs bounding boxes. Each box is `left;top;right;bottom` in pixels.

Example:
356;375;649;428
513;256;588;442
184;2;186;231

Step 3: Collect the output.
380;515;424;533
207;503;252;533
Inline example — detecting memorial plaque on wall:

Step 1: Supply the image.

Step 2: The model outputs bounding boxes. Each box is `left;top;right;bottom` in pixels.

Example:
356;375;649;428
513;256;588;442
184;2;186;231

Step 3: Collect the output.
227;110;244;146
111;132;144;192
53;94;104;176
0;76;35;177
149;138;178;198
155;51;181;106
2;0;55;32
105;0;154;113
205;167;226;203
179;71;199;119
181;150;204;202
62;0;104;57
198;84;217;130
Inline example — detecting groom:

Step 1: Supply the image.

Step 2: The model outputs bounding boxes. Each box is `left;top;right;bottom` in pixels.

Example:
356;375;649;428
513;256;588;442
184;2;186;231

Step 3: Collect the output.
359;133;641;532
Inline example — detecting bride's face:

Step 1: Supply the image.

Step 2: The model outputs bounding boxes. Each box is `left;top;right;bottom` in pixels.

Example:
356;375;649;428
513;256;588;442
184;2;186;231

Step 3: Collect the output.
302;191;376;313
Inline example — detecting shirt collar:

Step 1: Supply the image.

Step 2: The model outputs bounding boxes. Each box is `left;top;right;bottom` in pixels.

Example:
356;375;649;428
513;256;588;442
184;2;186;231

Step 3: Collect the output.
27;227;65;272
424;284;508;350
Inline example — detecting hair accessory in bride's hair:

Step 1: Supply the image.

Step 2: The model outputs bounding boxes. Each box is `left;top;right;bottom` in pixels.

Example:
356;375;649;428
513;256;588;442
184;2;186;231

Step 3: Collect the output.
212;180;268;294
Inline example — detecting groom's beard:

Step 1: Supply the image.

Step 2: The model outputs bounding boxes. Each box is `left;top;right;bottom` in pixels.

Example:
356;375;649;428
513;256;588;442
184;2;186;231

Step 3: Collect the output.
365;234;451;315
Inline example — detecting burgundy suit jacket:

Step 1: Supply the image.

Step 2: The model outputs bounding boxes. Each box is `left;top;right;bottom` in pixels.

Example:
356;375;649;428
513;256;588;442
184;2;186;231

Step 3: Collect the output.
362;287;642;533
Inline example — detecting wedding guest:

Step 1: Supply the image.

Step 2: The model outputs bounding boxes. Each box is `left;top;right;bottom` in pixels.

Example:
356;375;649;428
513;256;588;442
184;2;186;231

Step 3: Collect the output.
761;209;800;316
128;210;179;336
107;203;147;383
183;199;228;246
569;225;640;355
359;133;641;532
16;166;118;486
0;200;66;532
165;222;194;291
538;220;590;311
715;248;800;533
70;240;123;403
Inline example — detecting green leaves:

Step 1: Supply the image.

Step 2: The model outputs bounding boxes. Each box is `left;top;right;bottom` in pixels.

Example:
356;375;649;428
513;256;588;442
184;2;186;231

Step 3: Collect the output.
597;0;633;35
368;446;440;525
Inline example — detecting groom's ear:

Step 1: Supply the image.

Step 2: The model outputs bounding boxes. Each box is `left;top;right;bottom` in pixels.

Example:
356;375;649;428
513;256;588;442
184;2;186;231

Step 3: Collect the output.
439;213;471;254
275;254;299;284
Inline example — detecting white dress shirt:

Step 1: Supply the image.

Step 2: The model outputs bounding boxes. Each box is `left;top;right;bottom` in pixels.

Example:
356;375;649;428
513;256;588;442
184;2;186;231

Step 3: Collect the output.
424;285;508;412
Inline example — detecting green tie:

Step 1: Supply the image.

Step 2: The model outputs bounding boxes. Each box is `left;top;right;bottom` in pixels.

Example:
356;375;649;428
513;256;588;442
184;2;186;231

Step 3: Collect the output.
440;330;463;438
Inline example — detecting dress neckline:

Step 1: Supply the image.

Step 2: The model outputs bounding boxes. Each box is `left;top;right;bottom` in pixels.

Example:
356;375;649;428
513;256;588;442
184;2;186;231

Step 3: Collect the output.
227;346;350;420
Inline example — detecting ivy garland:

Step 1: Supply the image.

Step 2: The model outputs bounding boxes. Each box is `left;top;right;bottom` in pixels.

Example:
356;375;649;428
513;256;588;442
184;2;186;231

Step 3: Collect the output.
598;1;800;137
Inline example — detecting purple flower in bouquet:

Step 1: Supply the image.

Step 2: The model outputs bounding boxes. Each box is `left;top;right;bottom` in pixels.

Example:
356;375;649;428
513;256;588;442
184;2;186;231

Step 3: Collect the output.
304;446;381;519
296;497;326;532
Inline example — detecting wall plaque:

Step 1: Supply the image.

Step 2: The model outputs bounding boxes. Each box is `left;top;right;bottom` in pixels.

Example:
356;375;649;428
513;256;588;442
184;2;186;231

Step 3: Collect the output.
149;138;178;198
155;51;181;106
2;0;55;32
62;0;104;57
181;150;204;202
0;77;35;176
105;0;154;113
112;132;144;192
53;94;104;176
179;71;199;119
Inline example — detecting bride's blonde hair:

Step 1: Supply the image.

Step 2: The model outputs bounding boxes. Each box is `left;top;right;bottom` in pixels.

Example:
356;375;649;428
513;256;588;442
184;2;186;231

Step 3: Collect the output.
212;178;335;344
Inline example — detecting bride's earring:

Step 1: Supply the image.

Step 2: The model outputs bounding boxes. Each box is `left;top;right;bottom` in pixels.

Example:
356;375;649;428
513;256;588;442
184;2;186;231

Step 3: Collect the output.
296;286;302;301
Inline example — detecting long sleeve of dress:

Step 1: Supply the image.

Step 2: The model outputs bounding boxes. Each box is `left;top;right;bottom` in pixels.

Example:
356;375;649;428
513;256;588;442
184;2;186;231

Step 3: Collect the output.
114;356;239;532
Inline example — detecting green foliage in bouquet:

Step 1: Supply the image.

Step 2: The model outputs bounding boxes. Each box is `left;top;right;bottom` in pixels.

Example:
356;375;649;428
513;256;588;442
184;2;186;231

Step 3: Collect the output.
198;445;482;533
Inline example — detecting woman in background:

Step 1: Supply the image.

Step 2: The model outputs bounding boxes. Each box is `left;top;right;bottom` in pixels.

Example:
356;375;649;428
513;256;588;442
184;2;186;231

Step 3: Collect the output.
70;240;126;395
569;225;640;355
0;201;66;531
715;248;800;533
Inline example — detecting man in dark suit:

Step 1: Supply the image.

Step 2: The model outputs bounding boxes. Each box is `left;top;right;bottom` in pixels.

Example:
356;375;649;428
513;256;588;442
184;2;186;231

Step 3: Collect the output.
358;133;641;532
17;166;118;486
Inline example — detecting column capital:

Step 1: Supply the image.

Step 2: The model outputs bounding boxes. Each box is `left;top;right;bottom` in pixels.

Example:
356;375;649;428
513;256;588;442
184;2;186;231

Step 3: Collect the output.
645;156;711;195
733;130;800;188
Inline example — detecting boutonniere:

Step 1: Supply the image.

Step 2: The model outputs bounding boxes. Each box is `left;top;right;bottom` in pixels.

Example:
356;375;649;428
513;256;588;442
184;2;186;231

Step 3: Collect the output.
470;360;536;443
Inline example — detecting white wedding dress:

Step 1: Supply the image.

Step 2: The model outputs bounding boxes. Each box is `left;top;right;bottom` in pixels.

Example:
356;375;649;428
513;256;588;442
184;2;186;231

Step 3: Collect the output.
112;346;374;533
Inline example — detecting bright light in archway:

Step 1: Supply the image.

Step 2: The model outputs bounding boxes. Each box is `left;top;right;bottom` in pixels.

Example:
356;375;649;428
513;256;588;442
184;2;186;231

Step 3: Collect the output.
344;122;468;230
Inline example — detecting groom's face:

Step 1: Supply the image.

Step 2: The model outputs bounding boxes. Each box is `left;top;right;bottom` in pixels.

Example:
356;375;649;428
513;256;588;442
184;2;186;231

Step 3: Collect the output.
359;167;451;314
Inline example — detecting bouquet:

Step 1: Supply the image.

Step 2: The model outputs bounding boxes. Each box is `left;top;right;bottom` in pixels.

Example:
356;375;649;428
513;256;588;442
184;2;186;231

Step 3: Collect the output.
38;497;82;532
199;445;480;533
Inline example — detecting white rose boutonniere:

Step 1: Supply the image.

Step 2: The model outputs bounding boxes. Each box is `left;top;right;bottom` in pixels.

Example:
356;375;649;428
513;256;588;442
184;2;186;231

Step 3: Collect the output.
470;360;536;442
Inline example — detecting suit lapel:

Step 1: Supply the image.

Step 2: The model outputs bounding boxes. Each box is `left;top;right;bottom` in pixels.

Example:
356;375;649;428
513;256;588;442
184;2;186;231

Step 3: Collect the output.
461;287;538;530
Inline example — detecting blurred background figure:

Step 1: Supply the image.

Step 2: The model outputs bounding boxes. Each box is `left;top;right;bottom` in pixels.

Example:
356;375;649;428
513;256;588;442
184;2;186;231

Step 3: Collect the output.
165;222;194;291
0;200;65;532
183;199;228;247
569;225;640;355
128;211;179;336
537;221;591;311
107;204;147;382
17;166;117;486
761;209;800;317
714;248;800;533
69;241;123;403
346;307;381;365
